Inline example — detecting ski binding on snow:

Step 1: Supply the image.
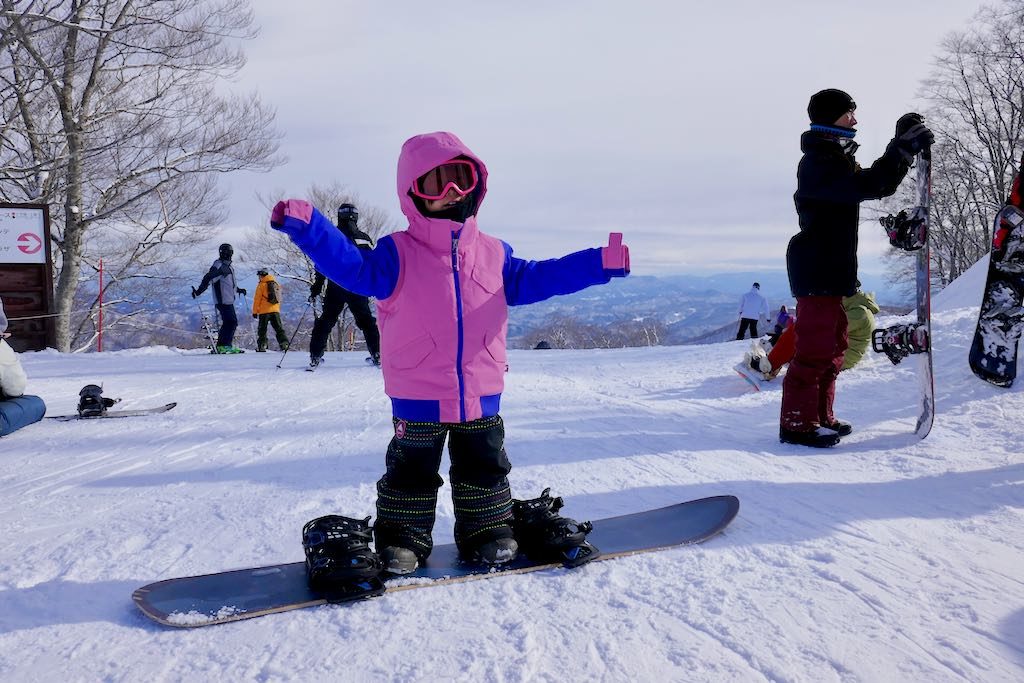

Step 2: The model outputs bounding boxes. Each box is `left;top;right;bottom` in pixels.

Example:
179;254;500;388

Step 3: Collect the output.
872;323;929;365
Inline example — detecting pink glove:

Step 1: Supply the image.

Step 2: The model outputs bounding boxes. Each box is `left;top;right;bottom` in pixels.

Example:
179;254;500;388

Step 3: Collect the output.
270;199;314;229
601;232;630;276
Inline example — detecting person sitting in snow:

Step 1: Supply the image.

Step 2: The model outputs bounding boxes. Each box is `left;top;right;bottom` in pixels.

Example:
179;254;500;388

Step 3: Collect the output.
271;131;629;576
745;289;881;381
0;298;46;437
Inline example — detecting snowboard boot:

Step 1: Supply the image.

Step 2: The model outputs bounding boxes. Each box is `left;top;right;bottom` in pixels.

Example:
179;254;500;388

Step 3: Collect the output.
379;546;419;575
367;352;381;367
77;384;119;417
308;355;323;370
779;426;841;448
511;489;600;568
822;419;853;436
470;537;519;566
301;515;384;593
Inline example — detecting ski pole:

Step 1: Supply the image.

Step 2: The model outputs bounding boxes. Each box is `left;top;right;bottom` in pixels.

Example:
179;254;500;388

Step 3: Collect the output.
277;300;314;369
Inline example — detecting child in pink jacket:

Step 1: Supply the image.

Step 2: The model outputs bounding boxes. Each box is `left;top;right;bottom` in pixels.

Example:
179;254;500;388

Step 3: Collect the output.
272;131;629;574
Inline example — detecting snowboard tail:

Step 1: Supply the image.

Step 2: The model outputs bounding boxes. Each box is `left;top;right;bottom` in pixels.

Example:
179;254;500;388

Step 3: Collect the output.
133;494;740;628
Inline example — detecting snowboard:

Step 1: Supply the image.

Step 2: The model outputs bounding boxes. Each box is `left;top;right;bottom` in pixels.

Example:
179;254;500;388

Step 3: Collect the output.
733;362;763;391
874;149;934;439
969;153;1024;387
133;494;740;628
48;402;177;421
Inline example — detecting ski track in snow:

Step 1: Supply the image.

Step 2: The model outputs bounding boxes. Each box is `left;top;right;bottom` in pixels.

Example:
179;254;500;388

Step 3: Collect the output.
1;269;1024;682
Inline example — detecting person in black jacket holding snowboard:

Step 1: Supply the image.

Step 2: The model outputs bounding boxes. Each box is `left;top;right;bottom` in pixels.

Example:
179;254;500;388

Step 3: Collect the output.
780;89;933;448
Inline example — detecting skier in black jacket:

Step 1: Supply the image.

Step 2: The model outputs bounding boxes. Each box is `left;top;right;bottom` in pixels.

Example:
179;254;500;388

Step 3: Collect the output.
780;89;933;448
307;204;382;368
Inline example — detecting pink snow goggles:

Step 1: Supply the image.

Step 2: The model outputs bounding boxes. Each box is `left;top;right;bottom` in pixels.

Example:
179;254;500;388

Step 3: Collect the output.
411;159;478;200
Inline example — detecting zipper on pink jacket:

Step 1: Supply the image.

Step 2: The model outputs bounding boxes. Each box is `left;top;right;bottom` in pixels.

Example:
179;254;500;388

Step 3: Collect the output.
451;234;467;421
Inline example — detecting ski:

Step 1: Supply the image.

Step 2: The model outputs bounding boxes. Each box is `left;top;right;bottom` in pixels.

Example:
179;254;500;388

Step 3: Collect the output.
48;402;177;421
969;153;1024;387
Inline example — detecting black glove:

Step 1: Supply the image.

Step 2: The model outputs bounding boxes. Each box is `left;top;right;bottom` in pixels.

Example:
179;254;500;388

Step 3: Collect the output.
237;287;247;296
895;120;934;161
252;313;258;319
191;286;199;299
895;112;924;138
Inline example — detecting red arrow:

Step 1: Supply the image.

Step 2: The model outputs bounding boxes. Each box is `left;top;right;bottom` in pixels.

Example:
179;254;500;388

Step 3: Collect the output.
17;232;42;254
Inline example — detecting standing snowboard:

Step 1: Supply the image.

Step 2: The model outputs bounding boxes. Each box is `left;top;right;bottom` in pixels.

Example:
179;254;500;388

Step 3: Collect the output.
133;494;740;628
969;153;1024;387
873;149;934;439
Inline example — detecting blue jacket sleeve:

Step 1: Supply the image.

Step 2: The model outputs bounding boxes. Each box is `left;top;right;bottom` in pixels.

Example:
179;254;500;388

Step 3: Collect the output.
502;243;614;306
273;206;399;299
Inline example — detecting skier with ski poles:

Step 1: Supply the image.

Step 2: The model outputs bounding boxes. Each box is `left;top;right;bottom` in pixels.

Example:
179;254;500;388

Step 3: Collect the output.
306;204;382;369
780;88;933;448
271;131;629;587
191;243;246;354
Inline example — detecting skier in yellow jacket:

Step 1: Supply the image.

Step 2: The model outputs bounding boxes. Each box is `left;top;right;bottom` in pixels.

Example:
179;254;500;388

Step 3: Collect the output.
252;269;289;352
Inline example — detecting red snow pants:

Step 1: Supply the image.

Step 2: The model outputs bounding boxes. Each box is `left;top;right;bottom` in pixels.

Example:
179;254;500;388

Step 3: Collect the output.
780;296;848;431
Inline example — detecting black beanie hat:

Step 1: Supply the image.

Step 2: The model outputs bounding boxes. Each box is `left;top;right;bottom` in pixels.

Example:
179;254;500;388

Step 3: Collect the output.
808;89;856;125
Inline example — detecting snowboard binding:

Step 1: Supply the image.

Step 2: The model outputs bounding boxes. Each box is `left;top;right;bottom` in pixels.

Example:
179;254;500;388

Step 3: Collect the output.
880;207;927;251
871;323;929;365
77;384;120;417
301;515;385;600
512;489;600;568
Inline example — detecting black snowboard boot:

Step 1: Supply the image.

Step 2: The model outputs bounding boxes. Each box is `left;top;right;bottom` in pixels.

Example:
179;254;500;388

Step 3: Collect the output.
302;515;383;593
512;489;600;568
77;384;118;417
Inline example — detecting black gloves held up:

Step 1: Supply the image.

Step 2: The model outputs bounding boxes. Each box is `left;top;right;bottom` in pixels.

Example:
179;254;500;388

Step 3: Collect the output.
895;113;924;138
895;113;934;161
237;287;247;296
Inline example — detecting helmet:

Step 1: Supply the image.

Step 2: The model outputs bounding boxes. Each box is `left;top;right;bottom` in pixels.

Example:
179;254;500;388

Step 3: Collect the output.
218;243;234;260
337;204;358;224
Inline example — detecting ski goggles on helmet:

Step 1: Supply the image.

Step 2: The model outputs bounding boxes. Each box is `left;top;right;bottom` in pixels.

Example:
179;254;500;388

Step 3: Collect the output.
411;159;478;201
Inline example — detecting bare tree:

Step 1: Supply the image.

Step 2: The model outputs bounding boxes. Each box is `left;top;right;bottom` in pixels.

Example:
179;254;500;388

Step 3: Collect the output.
916;0;1024;287
238;182;398;353
0;0;282;351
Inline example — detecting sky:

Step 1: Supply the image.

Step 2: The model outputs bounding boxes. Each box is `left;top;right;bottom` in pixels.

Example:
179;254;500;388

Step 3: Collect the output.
2;257;1022;679
221;0;986;276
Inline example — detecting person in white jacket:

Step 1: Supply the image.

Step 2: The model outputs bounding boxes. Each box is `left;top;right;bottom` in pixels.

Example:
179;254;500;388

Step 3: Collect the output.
736;282;770;340
0;298;46;436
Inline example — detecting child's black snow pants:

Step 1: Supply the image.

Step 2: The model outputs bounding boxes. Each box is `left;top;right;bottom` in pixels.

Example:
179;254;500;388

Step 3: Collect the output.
374;415;514;561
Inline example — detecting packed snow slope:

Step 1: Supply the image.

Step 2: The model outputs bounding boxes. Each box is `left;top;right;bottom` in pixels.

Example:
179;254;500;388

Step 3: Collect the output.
1;257;1022;682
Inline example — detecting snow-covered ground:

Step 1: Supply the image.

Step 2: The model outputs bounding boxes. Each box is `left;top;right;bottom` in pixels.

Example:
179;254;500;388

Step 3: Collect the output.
1;258;1022;682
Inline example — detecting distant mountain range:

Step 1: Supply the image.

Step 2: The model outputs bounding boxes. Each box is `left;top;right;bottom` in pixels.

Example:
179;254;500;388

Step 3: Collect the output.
507;270;908;346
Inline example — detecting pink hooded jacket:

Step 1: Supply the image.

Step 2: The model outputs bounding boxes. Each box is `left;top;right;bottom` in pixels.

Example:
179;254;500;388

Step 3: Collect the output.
271;132;626;423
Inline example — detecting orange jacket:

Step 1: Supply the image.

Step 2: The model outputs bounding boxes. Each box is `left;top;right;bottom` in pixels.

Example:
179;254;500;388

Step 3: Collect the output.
252;274;282;315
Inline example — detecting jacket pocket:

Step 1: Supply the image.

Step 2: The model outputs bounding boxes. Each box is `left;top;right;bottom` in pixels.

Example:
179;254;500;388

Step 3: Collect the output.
390;333;436;370
484;333;508;369
469;263;503;295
